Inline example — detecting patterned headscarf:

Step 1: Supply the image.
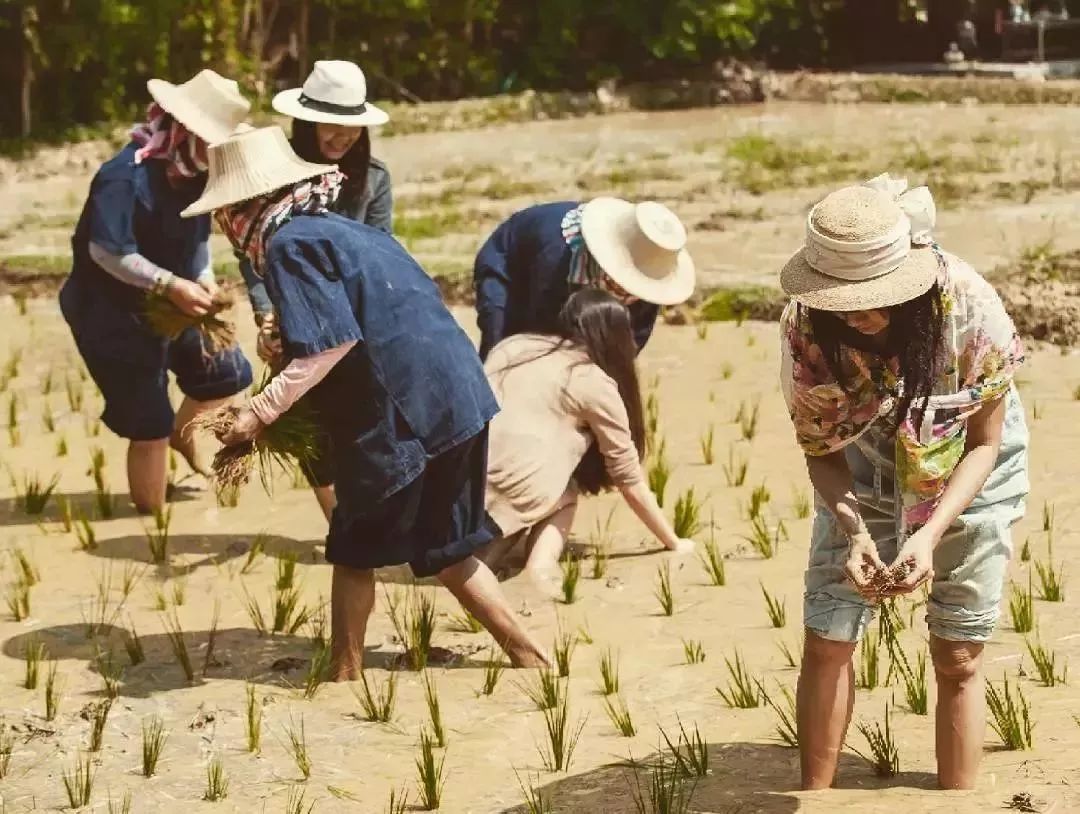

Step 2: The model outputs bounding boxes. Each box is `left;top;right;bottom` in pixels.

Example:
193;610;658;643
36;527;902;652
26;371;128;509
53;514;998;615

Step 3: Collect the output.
561;204;638;305
215;170;344;278
130;103;208;179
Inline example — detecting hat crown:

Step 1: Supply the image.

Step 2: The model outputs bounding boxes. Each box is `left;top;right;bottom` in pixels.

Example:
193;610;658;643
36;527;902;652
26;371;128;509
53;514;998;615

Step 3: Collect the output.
302;60;369;105
635;201;687;253
207;125;293;179
150;68;250;144
811;186;905;244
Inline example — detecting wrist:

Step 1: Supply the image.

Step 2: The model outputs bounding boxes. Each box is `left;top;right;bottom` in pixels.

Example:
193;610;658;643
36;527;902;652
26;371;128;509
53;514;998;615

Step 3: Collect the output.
153;271;175;296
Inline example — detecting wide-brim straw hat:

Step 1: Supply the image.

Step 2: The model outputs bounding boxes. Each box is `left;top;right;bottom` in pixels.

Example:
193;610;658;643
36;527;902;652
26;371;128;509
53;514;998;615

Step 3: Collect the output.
580;197;696;306
146;69;250;145
182;125;335;218
272;60;389;127
780;180;940;311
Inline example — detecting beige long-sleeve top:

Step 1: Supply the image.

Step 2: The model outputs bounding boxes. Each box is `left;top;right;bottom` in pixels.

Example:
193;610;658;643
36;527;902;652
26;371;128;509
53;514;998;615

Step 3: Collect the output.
484;334;643;537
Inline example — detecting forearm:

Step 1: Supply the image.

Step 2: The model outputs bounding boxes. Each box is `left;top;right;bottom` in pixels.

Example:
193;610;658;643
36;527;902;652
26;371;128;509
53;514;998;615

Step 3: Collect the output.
249;340;357;425
921;443;998;541
88;241;172;293
619;479;680;549
805;451;865;537
192;241;214;288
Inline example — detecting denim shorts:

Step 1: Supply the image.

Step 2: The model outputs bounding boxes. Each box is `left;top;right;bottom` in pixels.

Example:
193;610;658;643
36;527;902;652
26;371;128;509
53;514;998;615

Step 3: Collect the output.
81;326;252;441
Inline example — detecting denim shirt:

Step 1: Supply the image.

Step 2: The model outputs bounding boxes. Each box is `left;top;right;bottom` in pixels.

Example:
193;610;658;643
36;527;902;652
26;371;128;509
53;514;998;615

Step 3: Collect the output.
60;142;210;366
262;214;498;505
472;201;660;359
242;157;392;320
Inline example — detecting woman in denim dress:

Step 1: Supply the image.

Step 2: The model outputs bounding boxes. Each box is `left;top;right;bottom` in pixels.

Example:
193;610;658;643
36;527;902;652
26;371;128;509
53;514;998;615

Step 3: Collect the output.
779;176;1029;791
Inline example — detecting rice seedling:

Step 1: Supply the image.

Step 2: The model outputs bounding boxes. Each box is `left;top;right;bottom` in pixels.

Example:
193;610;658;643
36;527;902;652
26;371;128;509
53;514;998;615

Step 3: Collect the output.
4;578;31;621
851;705;900;777
120;563;144;599
655;562;675;616
560;555;581;604
162;607;195;682
3;348;20;379
88;699;112;751
1034;535;1065;603
170;576;187;607
284;714;313;779
95;646;124;699
987;675;1034;750
695;321;709;340
1043;500;1054;533
479;643;506;696
403;589;437;670
763;683;798;747
124;623;145;665
604;694;637;737
741;514;785;559
244;683;263;752
423;671;447;747
722;444;748;487
0;720;12;778
204;754;229;801
739;398;760;441
273;586;314;636
41;402;55;433
152;587;169;612
1025;636;1068;687
145;288;238;354
761;583;787;628
56;434;68;457
44;660;62;720
276;551;299;591
515;770;552;814
241;533;267;574
891;644;928;714
599;648;621;695
577;621;594;645
107;790;132;814
682;639;706;665
628;749;695;814
591;541;610;580
41;368;52;396
84;568;124;638
141;715;168;776
58;496;73;532
660;718;710;777
537;687;586;772
7;393;19;446
587;505;616;580
777;637;801;668
22;636;45;689
17;471;59;514
747;482;771;520
672;487;704;539
240;583;269;635
857;629;881;690
647;439;672;508
645;392;661;448
1020;538;1031;562
66;375;84;413
286;786;316;814
75;513;97;551
1010;577;1035;633
553;627;577;678
716;651;762;709
13;547;39;585
203;599;222;676
415;728;446;809
352;670;398;722
699;424;715;465
448;609;484;633
792;488;811;519
145;504;172;563
521;667;562;712
698;520;726;586
62;752;95;808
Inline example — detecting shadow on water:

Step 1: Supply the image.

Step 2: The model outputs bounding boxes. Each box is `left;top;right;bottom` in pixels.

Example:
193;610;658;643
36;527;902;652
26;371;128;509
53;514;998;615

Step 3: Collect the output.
84;532;321;575
0;487;198;528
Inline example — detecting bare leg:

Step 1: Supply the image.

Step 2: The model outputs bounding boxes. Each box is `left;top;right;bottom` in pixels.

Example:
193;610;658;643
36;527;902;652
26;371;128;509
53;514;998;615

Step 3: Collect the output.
128;438;170;514
438;556;549;667
932;635;985;789
330;564;376;681
523;502;577;585
797;629;857;790
171;395;230;477
312;485;337;524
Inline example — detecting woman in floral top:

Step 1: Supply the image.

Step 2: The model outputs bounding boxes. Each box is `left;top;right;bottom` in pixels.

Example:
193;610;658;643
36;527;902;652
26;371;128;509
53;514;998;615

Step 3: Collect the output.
779;176;1029;792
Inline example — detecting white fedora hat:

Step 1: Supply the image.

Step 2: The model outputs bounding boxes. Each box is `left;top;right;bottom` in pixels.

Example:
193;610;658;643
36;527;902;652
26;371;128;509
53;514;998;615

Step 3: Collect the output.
182;126;335;218
580;198;696;306
146;69;250;145
272;60;390;127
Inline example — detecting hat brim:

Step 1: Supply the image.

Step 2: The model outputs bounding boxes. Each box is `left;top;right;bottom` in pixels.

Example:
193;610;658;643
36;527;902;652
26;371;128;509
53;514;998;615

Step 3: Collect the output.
580;198;696;307
181;158;336;218
780;245;940;311
147;78;239;145
272;88;390;127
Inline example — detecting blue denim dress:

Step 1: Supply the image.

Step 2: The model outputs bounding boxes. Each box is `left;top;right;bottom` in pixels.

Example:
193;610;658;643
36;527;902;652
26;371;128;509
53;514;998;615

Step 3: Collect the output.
805;385;1029;643
472;201;660;359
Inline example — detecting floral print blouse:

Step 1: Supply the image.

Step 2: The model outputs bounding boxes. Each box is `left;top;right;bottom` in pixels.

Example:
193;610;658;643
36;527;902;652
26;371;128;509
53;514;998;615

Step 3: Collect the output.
780;251;1025;535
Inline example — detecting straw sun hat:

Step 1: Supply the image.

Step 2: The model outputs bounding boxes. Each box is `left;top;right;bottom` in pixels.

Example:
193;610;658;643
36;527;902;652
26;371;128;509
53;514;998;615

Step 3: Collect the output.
780;174;939;311
182;126;335;218
272;60;389;127
146;69;250;145
581;197;695;306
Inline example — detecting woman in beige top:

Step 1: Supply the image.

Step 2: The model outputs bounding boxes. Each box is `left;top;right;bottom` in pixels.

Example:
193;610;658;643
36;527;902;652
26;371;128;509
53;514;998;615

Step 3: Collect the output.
481;289;695;588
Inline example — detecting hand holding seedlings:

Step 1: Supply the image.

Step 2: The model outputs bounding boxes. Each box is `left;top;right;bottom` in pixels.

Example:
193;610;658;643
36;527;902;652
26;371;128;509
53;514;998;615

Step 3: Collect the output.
877;527;935;597
844;531;887;596
217;407;264;446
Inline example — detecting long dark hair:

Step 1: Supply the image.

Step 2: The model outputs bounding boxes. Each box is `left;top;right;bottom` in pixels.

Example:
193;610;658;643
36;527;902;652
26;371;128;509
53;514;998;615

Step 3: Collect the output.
290;119;371;198
554;289;647;495
805;283;945;429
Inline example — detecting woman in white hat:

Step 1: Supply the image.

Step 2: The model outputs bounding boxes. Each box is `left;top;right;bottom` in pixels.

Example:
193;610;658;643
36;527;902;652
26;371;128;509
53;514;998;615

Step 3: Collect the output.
185;125;547;679
472;198;695;360
242;59;394;523
59;69;253;514
781;176;1029;791
480;289;695;590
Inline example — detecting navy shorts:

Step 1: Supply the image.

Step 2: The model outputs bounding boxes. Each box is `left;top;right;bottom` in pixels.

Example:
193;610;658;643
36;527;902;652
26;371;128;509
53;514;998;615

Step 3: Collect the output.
325;430;499;578
82;326;253;441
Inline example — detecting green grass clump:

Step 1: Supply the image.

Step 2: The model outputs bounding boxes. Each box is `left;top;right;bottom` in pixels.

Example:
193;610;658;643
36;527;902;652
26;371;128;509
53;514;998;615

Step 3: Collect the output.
655;562;675;616
986;675;1034;750
603;694;636;737
203;754;229;801
761;583;787;628
352;671;398;723
1010;577;1035;633
415;728;446;810
647;439;672;508
537;687;585;772
553;628;577;678
141;715;168;777
682;639;706;665
699;424;714;465
479;643;506;696
599;648;620;695
851;704;900;777
560;555;582;604
245;683;263;753
722;445;748;487
763;683;798;747
62;752;96;808
17;471;59;515
628;748;696;814
660;718;710;777
857;630;881;690
716;651;762;709
283;714;312;780
672;488;704;539
422;671;447;747
1025;636;1068;687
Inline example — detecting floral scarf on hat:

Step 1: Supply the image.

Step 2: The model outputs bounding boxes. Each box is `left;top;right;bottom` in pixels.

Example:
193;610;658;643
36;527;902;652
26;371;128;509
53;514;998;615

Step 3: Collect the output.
561;204;638;305
780;251;1024;538
215;170;344;278
130;103;208;179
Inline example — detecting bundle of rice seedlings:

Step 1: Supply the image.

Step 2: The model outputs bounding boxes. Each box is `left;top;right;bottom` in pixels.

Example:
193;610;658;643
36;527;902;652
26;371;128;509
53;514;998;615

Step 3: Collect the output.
143;288;238;354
